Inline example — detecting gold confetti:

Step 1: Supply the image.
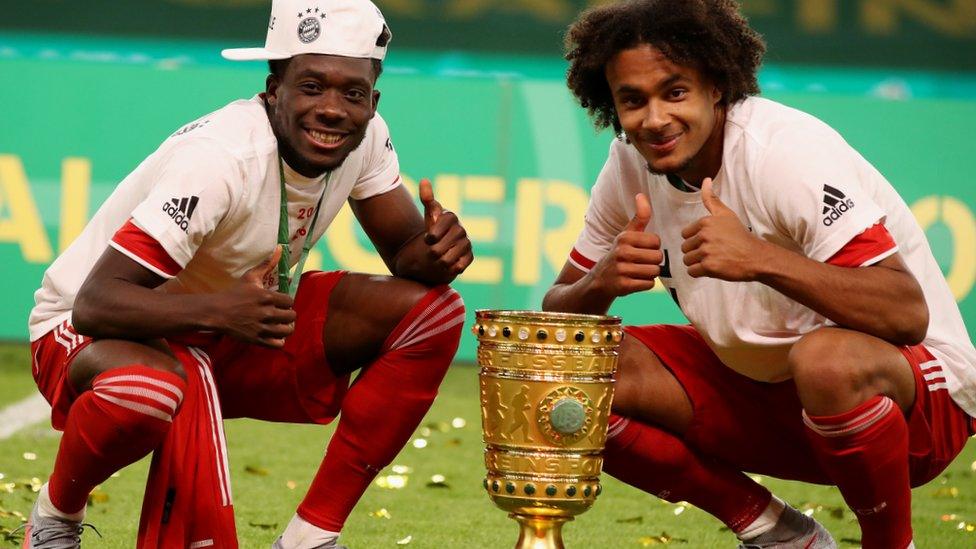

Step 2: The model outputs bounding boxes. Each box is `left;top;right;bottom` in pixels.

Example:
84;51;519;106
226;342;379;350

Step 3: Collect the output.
375;475;408;489
1;483;16;494
29;478;42;493
22;452;37;461
396;535;413;545
749;475;764;484
637;532;687;545
286;481;297;490
391;465;413;475
88;489;109;505
932;486;959;498
672;507;685;516
941;514;958;522
426;474;449;488
369;508;392;519
451;417;467;429
956;521;976;532
970;460;976;472
244;465;269;476
419;427;432;437
0;473;5;480
412;438;428;449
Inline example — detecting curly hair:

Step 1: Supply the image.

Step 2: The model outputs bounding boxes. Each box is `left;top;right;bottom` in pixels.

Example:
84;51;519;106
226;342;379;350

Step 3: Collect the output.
565;0;765;133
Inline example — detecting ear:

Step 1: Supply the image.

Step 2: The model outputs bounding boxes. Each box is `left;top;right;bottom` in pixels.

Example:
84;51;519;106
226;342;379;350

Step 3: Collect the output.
710;84;722;106
370;90;381;119
265;74;280;105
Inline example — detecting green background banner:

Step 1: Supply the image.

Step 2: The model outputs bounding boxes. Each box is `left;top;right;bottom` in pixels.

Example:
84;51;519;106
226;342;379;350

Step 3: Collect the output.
1;0;975;70
1;38;975;361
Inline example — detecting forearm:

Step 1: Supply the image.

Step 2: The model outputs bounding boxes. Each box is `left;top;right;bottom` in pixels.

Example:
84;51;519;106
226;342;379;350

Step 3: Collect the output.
542;273;616;315
73;279;219;339
755;243;928;344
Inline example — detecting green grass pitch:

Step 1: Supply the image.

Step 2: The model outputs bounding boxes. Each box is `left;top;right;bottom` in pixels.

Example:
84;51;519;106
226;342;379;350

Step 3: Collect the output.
1;342;974;548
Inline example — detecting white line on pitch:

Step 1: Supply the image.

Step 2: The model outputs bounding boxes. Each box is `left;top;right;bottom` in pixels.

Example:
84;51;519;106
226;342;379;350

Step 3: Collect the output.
0;393;50;439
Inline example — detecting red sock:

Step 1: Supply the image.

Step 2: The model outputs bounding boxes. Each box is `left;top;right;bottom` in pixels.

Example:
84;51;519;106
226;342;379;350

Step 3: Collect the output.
297;286;465;531
48;365;186;514
803;396;912;549
603;414;771;533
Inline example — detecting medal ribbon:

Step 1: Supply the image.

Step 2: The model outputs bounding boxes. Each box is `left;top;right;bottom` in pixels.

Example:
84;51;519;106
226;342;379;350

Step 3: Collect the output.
276;156;329;298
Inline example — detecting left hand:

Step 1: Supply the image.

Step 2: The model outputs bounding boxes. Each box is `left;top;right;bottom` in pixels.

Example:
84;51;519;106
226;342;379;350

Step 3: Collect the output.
680;178;768;281
420;179;474;278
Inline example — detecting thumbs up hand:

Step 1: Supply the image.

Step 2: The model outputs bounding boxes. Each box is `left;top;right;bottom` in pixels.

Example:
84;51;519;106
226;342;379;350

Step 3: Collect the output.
418;179;474;278
680;178;764;281
213;245;296;348
589;193;663;298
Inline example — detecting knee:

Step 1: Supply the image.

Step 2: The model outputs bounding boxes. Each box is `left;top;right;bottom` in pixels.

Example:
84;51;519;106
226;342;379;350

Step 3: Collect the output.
89;363;188;426
789;328;866;404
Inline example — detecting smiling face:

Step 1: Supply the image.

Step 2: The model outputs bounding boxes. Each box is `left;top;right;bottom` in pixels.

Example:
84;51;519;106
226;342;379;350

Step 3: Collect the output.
265;54;379;176
606;44;725;184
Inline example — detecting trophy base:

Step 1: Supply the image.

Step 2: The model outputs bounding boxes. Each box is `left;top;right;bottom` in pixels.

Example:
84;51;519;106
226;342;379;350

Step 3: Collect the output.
511;513;572;549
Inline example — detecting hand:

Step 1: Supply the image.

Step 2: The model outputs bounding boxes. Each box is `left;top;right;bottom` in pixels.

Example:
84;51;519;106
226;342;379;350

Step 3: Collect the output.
680;178;767;281
589;193;663;297
420;179;474;279
213;245;296;348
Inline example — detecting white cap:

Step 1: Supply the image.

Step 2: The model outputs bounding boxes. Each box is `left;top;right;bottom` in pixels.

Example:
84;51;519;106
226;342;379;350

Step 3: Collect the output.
222;0;391;62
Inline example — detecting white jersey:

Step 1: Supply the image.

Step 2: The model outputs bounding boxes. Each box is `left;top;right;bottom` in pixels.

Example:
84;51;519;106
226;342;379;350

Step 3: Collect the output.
570;97;976;417
30;95;401;341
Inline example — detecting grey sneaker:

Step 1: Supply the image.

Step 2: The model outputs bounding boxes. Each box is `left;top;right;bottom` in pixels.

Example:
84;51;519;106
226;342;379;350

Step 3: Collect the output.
738;506;837;549
19;497;98;549
271;536;348;549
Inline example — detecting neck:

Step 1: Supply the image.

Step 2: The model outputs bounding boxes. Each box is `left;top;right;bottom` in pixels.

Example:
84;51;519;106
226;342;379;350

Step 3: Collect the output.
676;105;726;187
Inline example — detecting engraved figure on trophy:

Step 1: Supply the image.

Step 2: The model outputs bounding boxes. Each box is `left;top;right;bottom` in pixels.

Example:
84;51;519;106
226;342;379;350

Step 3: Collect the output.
589;387;612;444
506;384;533;441
488;382;509;439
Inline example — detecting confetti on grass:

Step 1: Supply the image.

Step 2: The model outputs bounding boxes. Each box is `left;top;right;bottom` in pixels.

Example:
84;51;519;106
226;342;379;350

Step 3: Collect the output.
426;474;448;488
369;508;392;519
244;465;269;476
616;516;644;524
396;534;413;545
21;453;36;461
637;532;687;545
375;475;408;489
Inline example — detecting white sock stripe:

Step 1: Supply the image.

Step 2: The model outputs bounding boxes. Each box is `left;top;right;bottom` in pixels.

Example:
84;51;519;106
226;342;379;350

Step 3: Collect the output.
389;290;460;349
94;375;185;403
93;392;173;422
802;397;894;437
606;418;630;439
189;347;233;506
397;296;465;343
391;299;466;350
927;382;948;391
94;385;178;415
923;370;946;382
395;313;466;350
918;359;940;370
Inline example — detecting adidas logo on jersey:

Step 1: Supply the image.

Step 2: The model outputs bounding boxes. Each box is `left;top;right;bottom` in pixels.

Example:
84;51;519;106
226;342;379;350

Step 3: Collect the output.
162;196;199;232
821;184;854;226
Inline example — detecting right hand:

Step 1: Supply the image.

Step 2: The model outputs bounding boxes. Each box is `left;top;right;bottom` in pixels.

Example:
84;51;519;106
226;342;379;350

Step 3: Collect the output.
213;245;296;348
589;193;663;297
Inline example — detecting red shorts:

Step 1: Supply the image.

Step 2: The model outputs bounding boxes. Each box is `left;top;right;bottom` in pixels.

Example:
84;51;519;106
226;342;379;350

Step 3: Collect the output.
625;324;976;487
30;270;349;430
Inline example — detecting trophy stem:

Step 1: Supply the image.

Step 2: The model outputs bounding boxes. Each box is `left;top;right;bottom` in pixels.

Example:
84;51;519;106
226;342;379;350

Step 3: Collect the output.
511;513;572;549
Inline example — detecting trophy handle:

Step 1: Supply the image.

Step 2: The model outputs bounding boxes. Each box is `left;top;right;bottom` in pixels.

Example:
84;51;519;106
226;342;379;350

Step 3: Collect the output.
511;514;572;549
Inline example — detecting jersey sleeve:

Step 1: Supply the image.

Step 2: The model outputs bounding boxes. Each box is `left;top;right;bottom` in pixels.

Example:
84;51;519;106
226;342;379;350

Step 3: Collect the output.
825;223;898;268
568;143;631;272
125;139;240;269
755;131;888;263
349;113;402;200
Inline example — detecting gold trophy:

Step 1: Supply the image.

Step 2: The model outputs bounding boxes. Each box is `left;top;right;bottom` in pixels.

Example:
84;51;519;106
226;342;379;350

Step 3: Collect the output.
474;310;623;549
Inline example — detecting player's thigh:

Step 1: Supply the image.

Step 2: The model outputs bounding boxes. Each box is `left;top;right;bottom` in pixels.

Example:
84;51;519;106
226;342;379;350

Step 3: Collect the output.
612;329;694;435
324;272;432;374
625;324;829;483
788;327;917;415
68;338;184;393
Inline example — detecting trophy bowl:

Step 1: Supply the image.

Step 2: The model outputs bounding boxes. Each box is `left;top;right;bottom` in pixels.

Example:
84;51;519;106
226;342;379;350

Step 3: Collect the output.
474;310;623;549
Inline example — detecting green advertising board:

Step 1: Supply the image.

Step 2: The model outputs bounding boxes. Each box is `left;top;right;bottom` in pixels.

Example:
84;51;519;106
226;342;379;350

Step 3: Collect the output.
2;0;976;70
1;35;975;361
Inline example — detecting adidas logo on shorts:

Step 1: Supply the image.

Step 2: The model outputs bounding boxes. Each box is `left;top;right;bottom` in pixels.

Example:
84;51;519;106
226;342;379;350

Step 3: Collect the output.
821;184;854;226
162;196;199;232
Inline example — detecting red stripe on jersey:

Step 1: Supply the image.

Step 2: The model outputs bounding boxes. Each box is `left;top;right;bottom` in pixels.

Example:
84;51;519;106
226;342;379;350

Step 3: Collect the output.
111;219;182;277
826;223;897;268
569;248;596;270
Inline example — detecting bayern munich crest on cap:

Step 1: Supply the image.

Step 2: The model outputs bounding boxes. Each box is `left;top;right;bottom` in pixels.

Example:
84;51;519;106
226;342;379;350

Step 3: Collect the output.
222;0;391;62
